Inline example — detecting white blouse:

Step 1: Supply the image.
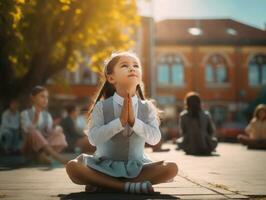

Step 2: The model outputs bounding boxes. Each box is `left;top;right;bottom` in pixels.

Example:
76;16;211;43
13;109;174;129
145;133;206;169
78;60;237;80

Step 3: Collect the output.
1;110;20;130
87;92;161;146
21;106;53;134
245;119;266;139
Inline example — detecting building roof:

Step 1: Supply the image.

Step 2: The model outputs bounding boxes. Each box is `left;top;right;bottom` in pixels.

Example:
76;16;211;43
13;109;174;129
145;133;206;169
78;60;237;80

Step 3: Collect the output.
155;19;266;45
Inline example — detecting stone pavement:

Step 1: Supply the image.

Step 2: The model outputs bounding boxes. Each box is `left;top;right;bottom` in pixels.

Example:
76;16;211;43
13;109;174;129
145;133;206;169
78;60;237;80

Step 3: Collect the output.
0;143;266;200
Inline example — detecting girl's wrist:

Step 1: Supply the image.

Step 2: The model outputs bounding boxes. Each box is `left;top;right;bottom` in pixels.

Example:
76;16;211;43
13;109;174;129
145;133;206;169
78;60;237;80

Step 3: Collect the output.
128;119;135;127
120;117;127;127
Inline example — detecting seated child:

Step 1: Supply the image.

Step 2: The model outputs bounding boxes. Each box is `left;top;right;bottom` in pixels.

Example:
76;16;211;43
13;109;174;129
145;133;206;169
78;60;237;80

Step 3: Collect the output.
66;52;178;194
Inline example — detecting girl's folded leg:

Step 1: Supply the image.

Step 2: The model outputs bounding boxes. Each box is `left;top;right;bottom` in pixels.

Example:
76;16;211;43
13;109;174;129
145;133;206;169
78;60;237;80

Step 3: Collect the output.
36;151;52;165
129;161;178;185
65;159;124;191
43;145;69;165
66;159;158;194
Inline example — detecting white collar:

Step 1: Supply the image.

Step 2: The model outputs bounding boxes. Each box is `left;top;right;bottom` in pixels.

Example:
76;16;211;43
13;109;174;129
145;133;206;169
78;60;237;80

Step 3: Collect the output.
113;92;138;106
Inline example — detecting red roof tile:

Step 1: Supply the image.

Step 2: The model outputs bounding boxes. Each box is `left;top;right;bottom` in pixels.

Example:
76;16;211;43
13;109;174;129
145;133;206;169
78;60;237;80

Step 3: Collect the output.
155;19;266;45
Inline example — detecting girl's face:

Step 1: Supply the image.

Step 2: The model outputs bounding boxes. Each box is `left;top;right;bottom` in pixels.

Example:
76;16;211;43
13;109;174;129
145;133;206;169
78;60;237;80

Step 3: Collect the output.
9;101;18;112
258;109;266;121
32;90;49;109
107;56;142;89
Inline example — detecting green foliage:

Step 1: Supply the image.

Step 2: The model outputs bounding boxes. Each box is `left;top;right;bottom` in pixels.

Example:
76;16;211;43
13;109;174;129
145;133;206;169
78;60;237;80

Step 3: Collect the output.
0;0;139;104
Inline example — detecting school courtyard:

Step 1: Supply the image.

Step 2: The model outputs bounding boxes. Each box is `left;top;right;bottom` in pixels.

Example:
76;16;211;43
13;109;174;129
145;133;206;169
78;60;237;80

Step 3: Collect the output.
0;142;266;200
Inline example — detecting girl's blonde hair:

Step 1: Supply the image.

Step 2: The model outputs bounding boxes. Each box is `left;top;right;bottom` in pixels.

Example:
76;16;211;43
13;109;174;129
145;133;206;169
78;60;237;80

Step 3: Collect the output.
253;104;266;121
88;51;146;117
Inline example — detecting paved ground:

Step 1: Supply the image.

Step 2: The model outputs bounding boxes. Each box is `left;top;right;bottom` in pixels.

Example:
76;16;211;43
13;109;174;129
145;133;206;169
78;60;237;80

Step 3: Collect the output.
0;142;266;200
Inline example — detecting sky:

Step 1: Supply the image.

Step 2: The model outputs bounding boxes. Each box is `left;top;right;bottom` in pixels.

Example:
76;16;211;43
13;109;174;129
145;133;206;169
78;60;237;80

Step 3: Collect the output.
137;0;266;30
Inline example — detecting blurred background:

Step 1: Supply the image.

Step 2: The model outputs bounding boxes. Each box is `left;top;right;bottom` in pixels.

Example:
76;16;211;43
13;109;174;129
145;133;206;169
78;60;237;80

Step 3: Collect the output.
1;0;266;142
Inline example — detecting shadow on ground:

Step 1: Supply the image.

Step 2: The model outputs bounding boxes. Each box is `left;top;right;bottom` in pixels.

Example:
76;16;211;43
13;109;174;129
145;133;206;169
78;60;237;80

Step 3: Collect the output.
58;192;179;200
0;154;67;171
0;155;28;171
0;153;77;171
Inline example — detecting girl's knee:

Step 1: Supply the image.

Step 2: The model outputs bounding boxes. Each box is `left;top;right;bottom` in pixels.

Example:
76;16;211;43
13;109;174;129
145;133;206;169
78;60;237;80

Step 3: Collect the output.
65;160;82;184
65;160;79;175
165;162;178;177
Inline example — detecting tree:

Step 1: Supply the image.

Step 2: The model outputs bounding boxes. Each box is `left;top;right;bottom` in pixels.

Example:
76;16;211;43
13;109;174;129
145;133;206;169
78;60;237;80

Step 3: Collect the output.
0;0;139;107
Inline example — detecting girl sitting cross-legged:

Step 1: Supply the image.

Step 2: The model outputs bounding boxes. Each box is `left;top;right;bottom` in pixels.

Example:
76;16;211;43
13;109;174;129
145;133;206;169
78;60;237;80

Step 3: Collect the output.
65;51;178;194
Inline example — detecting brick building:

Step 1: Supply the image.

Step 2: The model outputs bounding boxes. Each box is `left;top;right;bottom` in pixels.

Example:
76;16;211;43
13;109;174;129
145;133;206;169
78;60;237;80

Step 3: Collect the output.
154;19;266;126
49;18;266;126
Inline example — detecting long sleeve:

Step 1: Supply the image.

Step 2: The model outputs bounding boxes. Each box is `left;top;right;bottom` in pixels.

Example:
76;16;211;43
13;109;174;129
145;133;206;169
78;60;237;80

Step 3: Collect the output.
0;113;10;129
21;109;53;134
45;113;53;133
1;111;19;130
87;101;125;146
131;102;161;145
245;119;254;136
21;110;32;133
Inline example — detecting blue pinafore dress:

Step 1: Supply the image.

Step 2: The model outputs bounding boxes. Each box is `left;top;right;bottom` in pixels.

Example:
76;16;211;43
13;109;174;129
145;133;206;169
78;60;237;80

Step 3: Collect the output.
77;97;155;178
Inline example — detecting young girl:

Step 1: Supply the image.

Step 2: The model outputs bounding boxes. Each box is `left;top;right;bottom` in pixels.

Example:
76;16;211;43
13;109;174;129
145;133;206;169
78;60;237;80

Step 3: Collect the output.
60;105;95;153
177;92;217;155
66;52;178;194
0;99;20;154
238;104;266;149
21;86;69;164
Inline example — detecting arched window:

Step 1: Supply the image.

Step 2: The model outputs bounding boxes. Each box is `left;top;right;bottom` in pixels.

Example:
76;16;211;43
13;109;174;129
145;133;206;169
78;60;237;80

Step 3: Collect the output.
158;63;169;85
157;54;184;86
248;54;266;86
205;54;228;84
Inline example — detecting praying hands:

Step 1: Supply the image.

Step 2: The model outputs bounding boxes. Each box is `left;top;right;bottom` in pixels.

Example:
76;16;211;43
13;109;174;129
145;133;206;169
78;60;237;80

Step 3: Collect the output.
119;93;135;127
